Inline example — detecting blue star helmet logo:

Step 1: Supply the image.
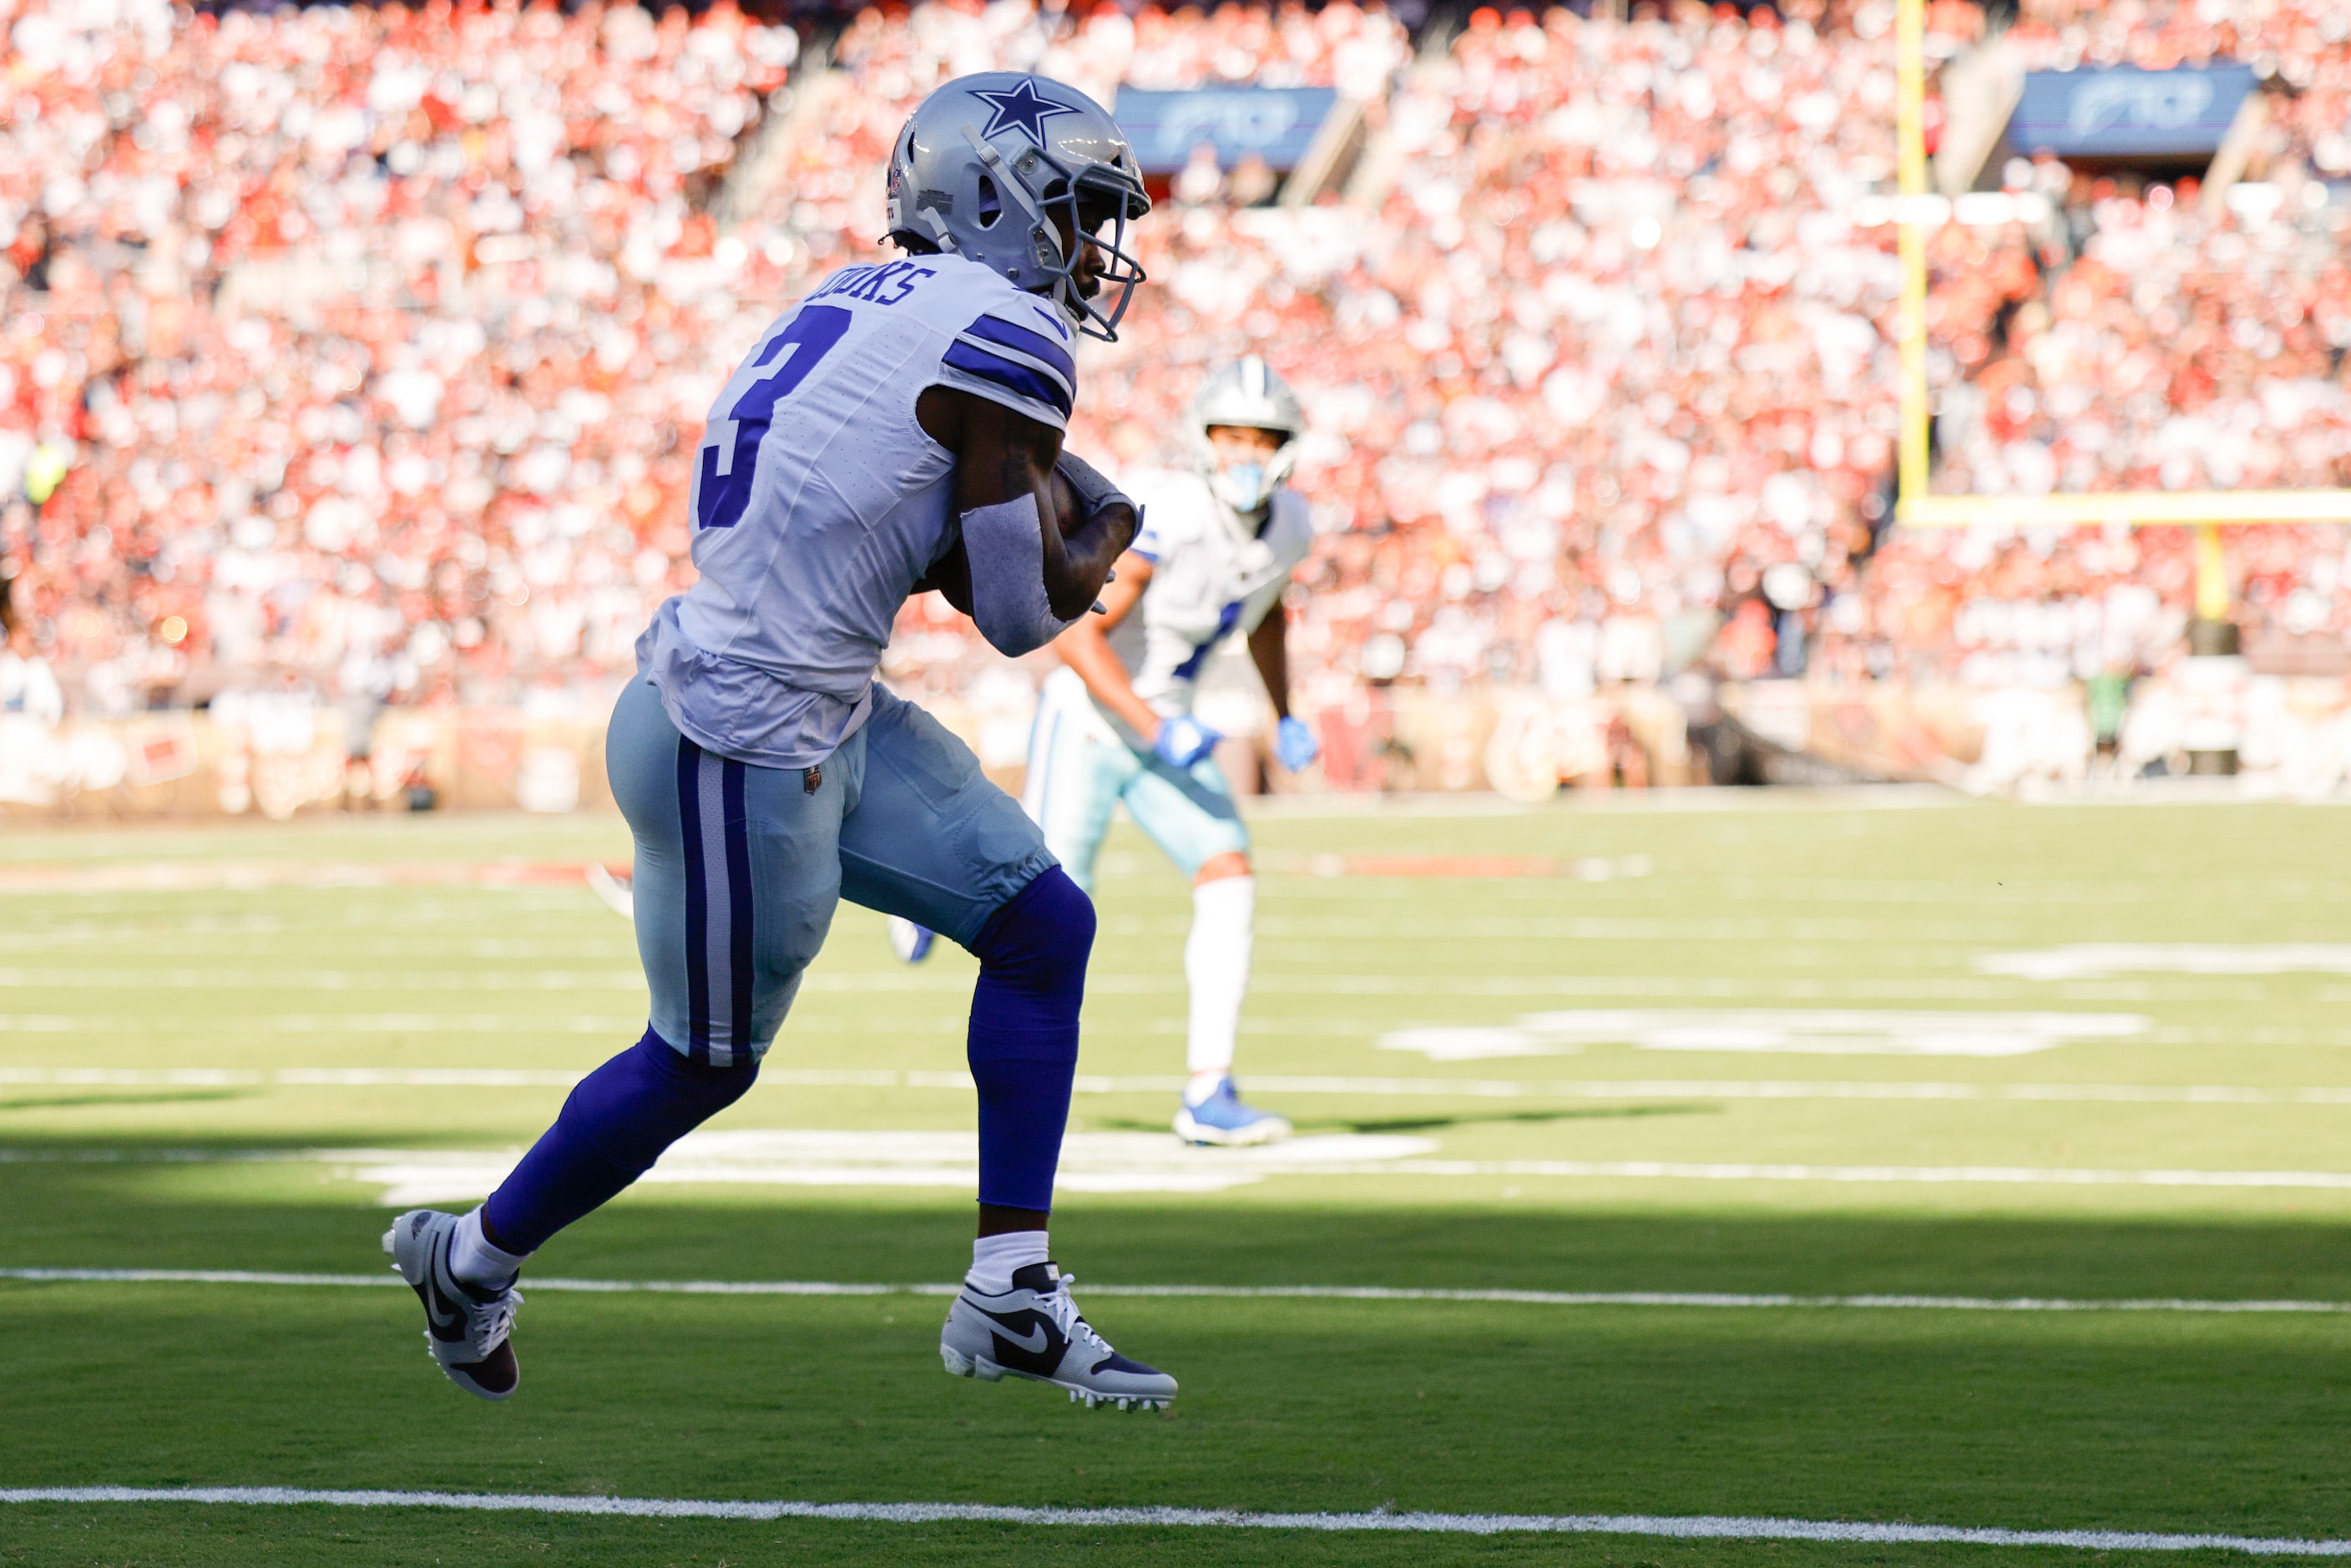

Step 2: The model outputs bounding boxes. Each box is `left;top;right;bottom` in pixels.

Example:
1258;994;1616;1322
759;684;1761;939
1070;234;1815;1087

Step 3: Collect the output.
973;78;1081;144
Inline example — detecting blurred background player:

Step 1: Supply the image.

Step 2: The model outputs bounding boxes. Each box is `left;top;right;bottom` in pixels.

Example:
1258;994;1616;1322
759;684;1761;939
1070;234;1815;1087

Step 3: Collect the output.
892;361;1317;1140
1032;357;1320;1145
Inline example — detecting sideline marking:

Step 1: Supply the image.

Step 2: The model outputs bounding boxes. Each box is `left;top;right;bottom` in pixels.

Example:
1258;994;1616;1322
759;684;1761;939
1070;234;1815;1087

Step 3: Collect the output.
1363;1160;2351;1190
12;1065;2351;1105
1380;1009;2147;1060
0;1485;2341;1554
1980;944;2351;981
7;1267;2351;1315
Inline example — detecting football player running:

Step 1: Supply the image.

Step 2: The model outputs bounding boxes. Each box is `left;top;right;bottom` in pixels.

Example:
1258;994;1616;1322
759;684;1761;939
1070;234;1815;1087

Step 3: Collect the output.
383;74;1179;1413
1034;358;1318;1146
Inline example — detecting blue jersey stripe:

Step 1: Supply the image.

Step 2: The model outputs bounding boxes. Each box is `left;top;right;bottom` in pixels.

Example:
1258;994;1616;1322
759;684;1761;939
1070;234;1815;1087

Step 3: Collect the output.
1170;601;1246;680
693;751;733;1065
721;759;755;1065
943;340;1074;418
963;313;1077;385
676;737;711;1060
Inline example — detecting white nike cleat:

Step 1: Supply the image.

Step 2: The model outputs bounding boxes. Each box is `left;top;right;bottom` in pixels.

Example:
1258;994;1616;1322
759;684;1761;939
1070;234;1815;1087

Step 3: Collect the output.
382;1208;522;1401
939;1261;1177;1410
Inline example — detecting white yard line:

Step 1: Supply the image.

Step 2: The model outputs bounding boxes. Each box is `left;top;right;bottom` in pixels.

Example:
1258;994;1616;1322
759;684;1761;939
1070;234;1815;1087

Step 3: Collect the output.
0;969;647;991
0;976;2319;1004
7;1267;2351;1315
0;1485;2338;1554
13;1147;2351;1194
13;1065;2351;1105
1357;1160;2351;1189
0;1015;646;1034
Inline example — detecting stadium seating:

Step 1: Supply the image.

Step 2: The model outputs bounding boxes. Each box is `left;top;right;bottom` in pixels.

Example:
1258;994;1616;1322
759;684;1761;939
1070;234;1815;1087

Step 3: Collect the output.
3;0;2348;794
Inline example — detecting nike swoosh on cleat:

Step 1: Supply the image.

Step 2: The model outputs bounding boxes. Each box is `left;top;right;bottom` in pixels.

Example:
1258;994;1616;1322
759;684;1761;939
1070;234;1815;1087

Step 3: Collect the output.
420;1236;468;1341
989;1322;1050;1355
975;1306;1064;1373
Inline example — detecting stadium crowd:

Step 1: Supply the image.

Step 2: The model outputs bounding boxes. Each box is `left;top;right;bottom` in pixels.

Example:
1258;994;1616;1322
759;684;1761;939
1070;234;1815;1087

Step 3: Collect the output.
5;0;2351;791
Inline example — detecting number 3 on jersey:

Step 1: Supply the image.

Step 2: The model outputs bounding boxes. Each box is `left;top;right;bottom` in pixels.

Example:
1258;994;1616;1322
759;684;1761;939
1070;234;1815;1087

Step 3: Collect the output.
695;305;852;531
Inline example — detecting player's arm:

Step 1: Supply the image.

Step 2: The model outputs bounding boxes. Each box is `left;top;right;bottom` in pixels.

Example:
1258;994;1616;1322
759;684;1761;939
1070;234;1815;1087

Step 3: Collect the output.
1054;554;1164;739
914;386;1136;651
1249;590;1321;771
1246;601;1292;721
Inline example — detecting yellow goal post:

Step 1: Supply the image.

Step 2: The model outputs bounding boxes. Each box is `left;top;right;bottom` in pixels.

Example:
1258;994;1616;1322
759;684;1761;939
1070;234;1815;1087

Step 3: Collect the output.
1888;0;2351;619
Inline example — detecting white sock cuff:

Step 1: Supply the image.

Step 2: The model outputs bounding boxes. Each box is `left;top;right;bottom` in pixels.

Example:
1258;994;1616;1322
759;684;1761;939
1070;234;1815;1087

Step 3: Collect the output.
968;1231;1050;1294
1192;873;1256;915
451;1207;527;1288
1184;1068;1230;1107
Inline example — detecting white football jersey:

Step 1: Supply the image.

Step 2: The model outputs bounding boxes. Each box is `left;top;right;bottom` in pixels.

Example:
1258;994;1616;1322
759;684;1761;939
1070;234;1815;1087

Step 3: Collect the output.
640;254;1079;767
1095;470;1312;731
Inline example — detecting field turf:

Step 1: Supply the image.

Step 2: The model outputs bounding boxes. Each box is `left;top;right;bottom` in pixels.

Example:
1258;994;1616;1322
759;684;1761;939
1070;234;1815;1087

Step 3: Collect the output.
3;793;2351;1565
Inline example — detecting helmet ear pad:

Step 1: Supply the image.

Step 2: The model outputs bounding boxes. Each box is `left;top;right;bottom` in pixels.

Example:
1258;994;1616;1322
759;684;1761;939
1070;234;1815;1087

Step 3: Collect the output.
1025;169;1072;276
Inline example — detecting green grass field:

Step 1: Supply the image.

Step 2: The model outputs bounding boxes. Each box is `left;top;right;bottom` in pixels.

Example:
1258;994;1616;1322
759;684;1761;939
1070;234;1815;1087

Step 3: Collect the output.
5;792;2351;1565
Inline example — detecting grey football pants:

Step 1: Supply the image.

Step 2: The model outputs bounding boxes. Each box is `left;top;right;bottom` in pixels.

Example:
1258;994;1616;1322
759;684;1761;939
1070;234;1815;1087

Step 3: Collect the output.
605;675;1058;1066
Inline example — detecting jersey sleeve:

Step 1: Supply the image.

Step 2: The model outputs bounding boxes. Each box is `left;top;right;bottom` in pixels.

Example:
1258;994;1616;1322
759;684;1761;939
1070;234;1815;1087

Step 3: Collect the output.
930;284;1078;432
1130;503;1165;562
1124;470;1206;564
1267;489;1317;572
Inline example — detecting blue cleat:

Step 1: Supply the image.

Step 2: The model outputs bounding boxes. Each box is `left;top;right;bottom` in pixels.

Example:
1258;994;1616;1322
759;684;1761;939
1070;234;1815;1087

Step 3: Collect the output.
1172;1077;1292;1146
888;916;936;964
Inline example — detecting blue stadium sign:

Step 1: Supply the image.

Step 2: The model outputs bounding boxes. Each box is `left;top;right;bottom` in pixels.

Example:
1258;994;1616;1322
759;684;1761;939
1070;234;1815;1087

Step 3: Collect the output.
2009;64;2258;159
1113;86;1340;175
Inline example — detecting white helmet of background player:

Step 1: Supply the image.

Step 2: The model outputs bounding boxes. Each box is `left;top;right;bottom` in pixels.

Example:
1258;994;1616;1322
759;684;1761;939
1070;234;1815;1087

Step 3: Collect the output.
885;73;1151;341
1190;356;1303;516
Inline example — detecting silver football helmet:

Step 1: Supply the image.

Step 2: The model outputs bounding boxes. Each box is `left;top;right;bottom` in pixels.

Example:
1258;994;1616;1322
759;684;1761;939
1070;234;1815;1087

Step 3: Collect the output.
886;73;1151;341
1190;356;1304;516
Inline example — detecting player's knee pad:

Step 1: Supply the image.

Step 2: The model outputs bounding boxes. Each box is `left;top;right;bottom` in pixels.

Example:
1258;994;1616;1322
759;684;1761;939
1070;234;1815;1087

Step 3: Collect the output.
557;1027;759;1173
966;867;1093;1063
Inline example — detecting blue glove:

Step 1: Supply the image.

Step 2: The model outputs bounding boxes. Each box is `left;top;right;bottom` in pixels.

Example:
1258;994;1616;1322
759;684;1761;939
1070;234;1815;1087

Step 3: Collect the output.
1153;714;1221;769
1275;714;1321;772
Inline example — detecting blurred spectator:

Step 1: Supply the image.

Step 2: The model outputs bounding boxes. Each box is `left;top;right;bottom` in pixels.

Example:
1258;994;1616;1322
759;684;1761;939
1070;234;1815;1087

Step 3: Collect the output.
8;0;2347;773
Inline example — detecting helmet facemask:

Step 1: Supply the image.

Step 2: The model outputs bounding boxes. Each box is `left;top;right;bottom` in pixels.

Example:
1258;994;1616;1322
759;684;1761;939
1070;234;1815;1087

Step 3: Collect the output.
1203;428;1297;519
958;126;1149;341
1188;357;1304;519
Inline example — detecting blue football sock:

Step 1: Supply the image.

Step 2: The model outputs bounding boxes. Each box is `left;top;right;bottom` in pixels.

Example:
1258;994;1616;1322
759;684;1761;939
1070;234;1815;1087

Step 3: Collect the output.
964;867;1092;1214
481;1027;757;1257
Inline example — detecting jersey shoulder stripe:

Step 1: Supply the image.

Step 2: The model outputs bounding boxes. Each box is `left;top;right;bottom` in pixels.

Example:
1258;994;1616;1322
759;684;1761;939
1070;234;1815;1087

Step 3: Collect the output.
963;313;1077;385
911;260;1075;430
941;336;1074;420
1125;468;1215;561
